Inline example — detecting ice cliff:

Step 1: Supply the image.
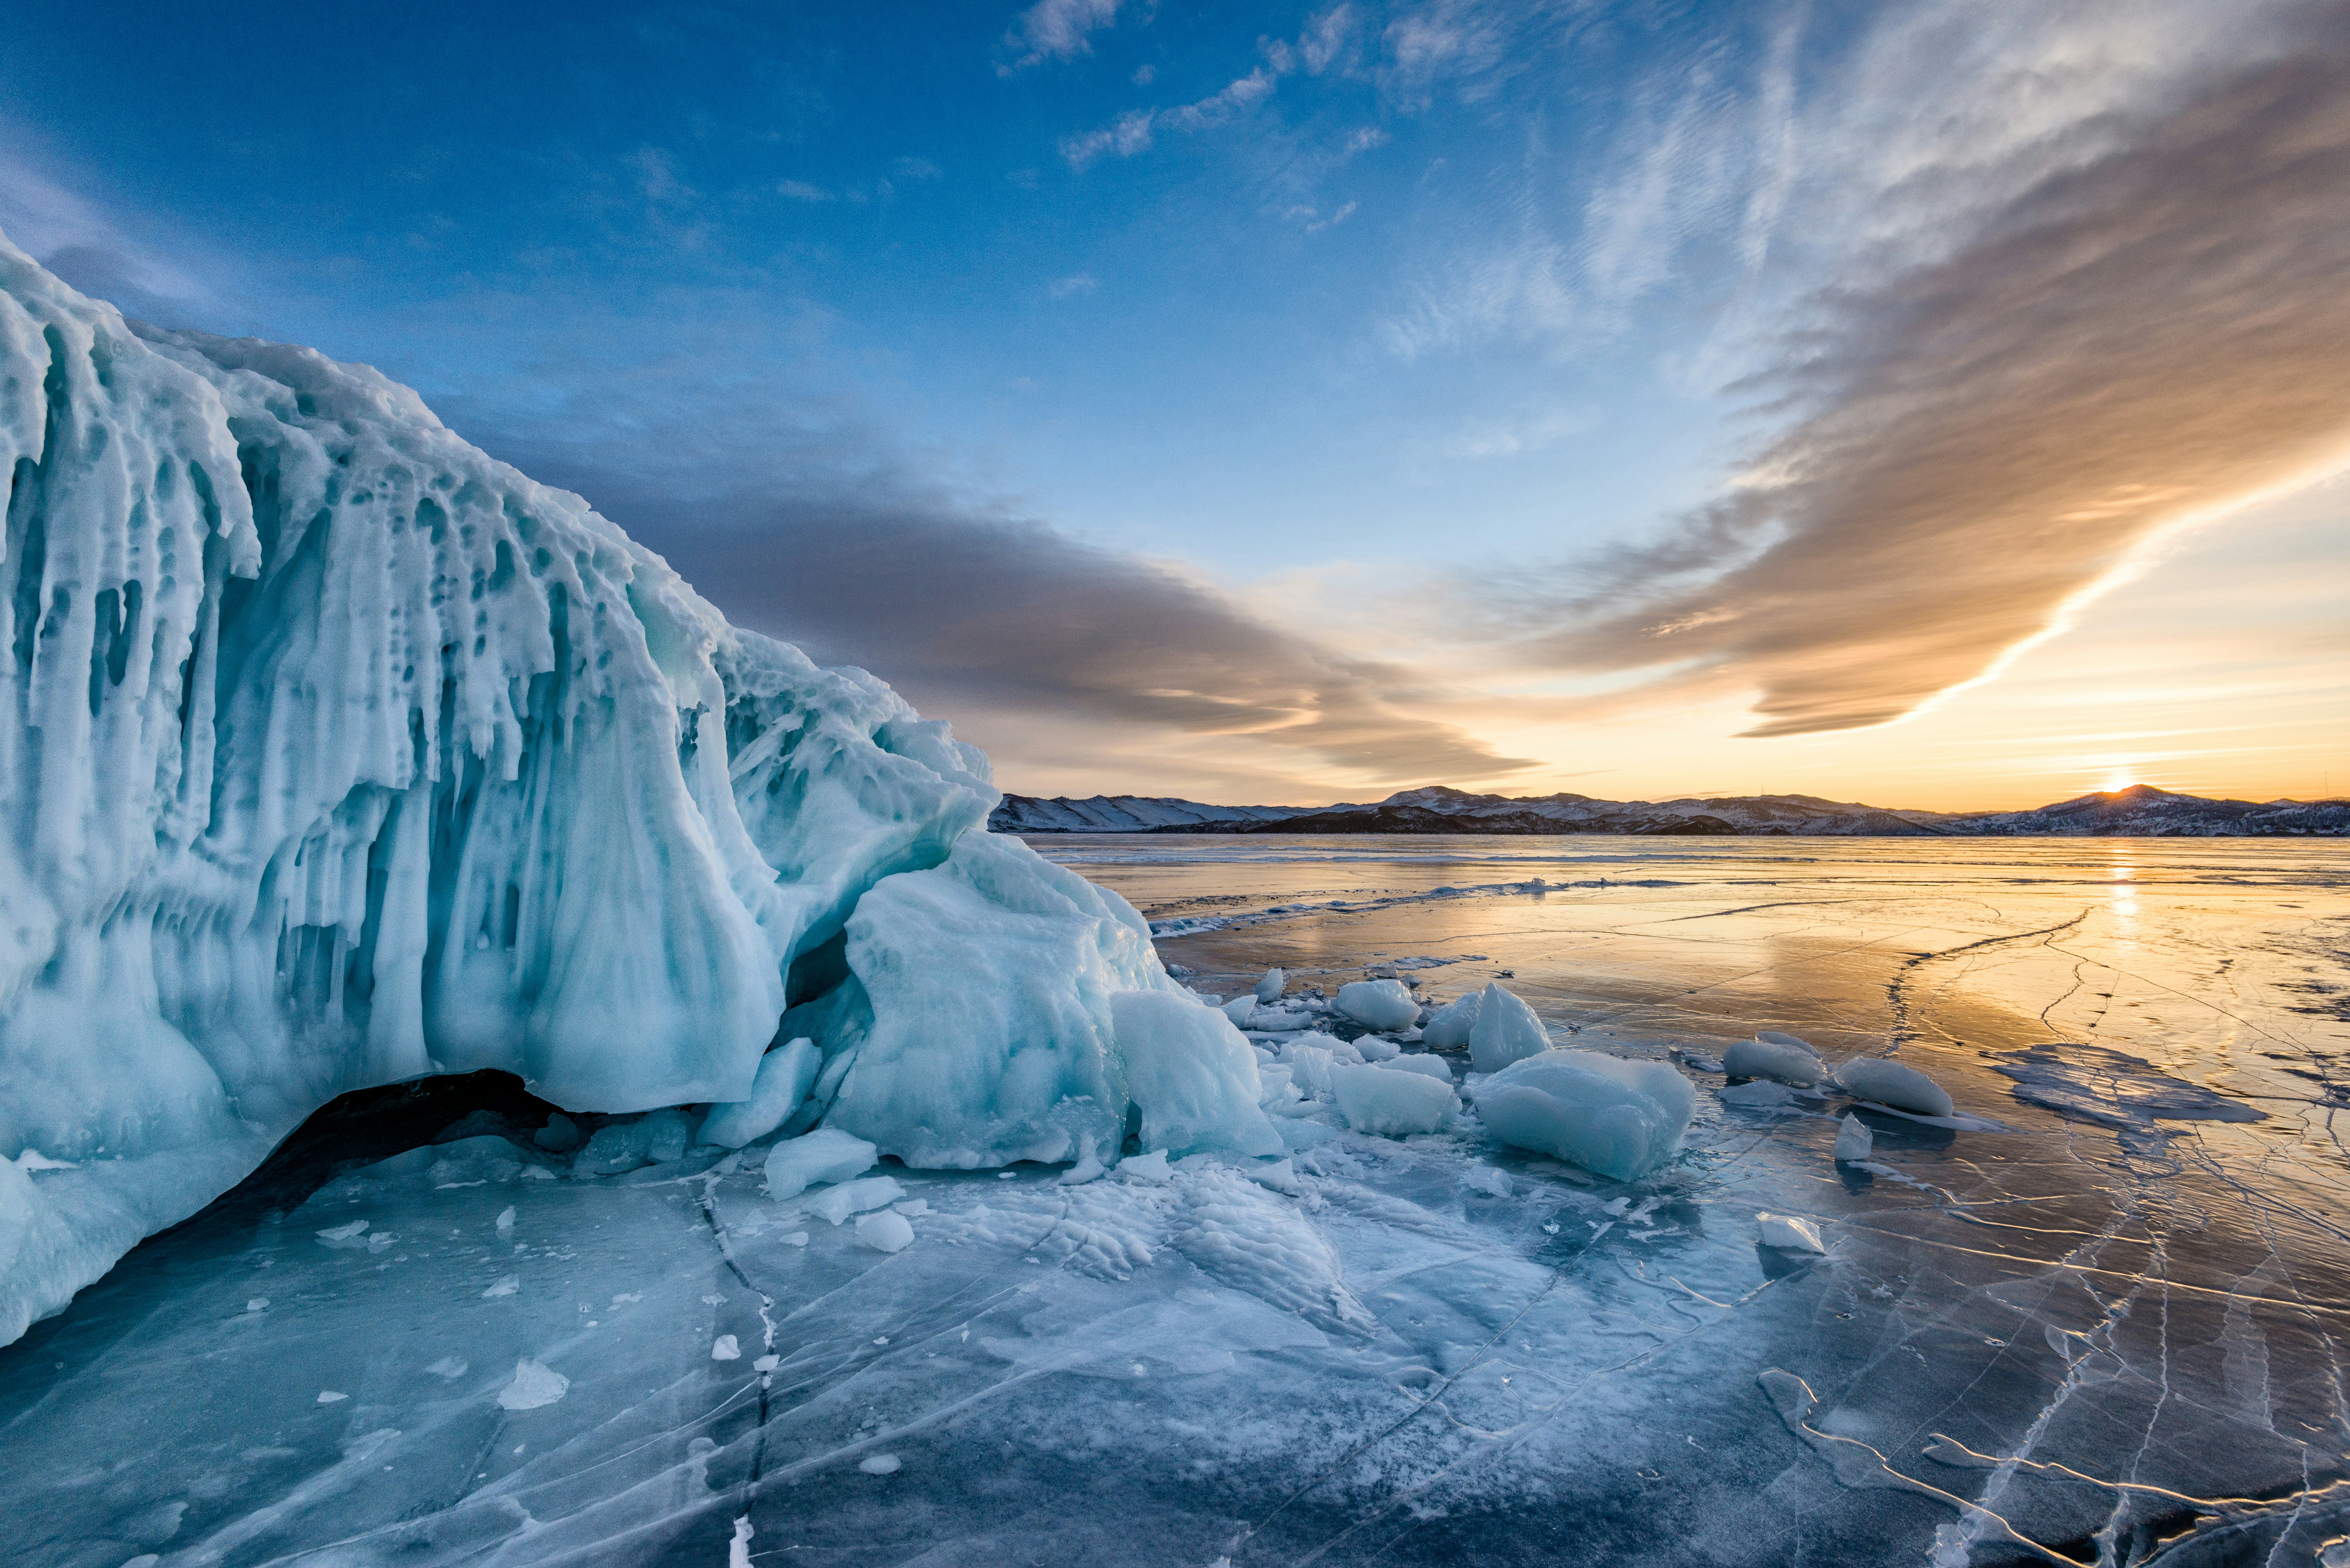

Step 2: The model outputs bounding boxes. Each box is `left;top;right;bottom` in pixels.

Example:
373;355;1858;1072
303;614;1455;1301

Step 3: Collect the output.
0;234;1225;1346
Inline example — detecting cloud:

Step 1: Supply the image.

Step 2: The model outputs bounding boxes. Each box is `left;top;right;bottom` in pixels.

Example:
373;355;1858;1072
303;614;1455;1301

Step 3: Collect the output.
1277;200;1358;233
1060;9;1359;171
1060;109;1157;170
1509;0;2350;738
449;360;1532;785
777;180;833;202
1002;0;1123;72
891;157;943;180
1048;273;1098;298
1064;70;1276;169
1161;68;1280;134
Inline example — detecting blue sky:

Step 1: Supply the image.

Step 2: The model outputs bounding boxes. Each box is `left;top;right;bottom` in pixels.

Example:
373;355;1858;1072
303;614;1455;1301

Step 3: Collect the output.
5;0;2344;806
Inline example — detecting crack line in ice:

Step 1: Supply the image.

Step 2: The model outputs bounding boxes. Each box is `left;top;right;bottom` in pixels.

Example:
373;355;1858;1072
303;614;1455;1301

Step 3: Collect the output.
1829;1222;2350;1315
1881;912;2089;1051
1922;1432;2339;1514
1758;1370;2081;1567
2045;942;2308;1051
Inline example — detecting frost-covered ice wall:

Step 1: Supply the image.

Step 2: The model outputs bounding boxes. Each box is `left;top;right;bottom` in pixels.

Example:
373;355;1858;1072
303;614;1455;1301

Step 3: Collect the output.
0;234;1224;1345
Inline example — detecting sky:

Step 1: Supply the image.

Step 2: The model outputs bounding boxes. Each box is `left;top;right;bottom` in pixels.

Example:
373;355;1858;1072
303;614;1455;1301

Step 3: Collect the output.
3;0;2343;810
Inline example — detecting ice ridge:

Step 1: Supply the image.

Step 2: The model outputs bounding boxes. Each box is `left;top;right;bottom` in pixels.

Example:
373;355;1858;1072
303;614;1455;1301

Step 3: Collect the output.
0;233;1216;1344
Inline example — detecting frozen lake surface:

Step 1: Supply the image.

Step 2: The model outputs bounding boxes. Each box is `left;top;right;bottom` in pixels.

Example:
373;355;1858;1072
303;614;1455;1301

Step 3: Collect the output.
4;836;2345;1567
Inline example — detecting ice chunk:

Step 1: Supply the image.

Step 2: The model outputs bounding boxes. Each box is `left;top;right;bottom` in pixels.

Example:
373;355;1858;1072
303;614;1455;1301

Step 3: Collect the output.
806;1176;907;1225
1421;991;1482;1049
1724;1033;1826;1086
497;1358;571;1410
1221;996;1258;1027
699;1038;823;1149
1110;990;1285;1159
1118;1150;1172;1182
317;1390;347;1404
1472;1050;1696;1182
711;1335;741;1361
1719;1080;1799;1108
534;1115;583;1153
1382;1053;1455;1083
572;1110;694;1177
1058;1131;1107;1184
1329;1063;1456;1136
825;833;1202;1170
1254;969;1287;1003
1462;1164;1513;1197
1835;1059;1955;1117
858;1454;903;1475
1468;984;1551;1073
1336;980;1418;1031
1756;1212;1827;1253
495;1206;516;1236
1350;1034;1403;1062
1834;1113;1874;1162
856;1210;915;1253
764;1129;878;1200
1278;1040;1337;1097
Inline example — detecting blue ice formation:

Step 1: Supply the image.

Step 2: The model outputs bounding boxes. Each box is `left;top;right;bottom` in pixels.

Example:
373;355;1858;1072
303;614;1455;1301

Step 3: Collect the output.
1471;1049;1696;1182
0;234;1256;1345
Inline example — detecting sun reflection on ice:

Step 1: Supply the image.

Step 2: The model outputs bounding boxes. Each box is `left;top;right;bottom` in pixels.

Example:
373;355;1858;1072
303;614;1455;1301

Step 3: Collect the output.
2105;842;2139;942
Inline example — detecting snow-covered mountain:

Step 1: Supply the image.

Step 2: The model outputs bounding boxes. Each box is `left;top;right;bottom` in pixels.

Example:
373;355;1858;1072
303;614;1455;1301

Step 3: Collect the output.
994;782;2349;837
1937;783;2350;836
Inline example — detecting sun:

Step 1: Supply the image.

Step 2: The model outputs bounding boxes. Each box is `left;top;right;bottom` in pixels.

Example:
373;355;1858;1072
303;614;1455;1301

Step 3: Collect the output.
2095;757;2141;794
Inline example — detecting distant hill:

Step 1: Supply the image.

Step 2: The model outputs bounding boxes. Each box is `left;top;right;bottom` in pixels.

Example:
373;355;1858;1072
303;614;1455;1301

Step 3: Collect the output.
990;782;2349;837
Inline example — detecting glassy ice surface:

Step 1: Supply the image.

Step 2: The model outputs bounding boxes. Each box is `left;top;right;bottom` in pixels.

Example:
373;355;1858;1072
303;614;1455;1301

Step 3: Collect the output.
4;836;2345;1566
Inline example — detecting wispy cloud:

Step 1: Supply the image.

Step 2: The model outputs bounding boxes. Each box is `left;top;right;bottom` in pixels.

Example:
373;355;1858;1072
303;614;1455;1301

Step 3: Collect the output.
777;179;833;202
1059;109;1157;170
1059;6;1361;170
1001;0;1123;73
1507;0;2350;738
1048;273;1097;298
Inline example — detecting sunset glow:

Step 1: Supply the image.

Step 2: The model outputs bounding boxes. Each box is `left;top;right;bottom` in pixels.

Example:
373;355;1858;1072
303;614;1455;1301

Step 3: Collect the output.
3;0;2342;813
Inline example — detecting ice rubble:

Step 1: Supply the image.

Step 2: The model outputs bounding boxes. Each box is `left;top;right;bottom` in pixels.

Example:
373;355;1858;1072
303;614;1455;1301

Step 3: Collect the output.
1470;1049;1696;1182
1335;978;1418;1031
1328;1062;1455;1135
1833;1112;1873;1162
1467;982;1551;1072
1420;989;1480;1049
764;1129;878;1200
0;235;1254;1344
1834;1058;1954;1118
1723;1032;1826;1086
699;1036;821;1149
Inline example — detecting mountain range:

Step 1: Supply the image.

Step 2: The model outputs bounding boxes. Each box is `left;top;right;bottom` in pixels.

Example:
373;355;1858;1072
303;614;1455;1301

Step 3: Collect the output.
990;784;2350;838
